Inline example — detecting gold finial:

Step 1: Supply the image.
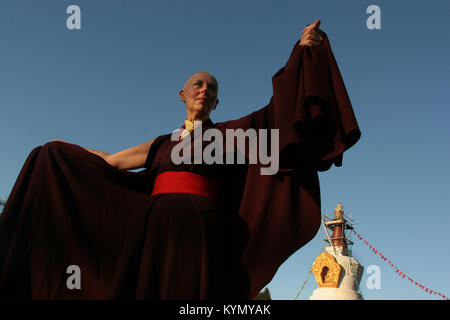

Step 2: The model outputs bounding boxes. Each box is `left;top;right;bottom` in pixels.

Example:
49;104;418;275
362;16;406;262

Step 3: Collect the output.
334;202;344;220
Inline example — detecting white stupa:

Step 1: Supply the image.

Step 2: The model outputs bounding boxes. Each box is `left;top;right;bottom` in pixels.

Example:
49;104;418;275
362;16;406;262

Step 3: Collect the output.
309;203;364;300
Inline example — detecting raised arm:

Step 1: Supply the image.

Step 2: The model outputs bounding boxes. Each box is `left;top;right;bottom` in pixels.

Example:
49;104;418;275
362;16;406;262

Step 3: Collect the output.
218;19;360;171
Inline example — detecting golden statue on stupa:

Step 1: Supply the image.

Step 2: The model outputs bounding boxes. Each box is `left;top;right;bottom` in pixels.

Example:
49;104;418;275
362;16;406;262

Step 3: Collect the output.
334;202;344;220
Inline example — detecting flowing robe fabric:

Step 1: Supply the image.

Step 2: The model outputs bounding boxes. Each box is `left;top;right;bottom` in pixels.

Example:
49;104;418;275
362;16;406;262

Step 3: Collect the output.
0;36;360;299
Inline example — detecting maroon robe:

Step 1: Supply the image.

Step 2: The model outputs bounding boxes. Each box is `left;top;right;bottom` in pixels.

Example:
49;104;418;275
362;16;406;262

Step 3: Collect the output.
0;35;360;299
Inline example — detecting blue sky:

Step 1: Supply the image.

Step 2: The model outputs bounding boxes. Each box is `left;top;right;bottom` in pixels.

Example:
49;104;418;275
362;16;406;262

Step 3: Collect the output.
1;0;449;300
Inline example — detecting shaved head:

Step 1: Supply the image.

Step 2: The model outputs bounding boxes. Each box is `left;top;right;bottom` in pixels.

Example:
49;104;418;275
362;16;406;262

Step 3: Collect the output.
183;72;218;92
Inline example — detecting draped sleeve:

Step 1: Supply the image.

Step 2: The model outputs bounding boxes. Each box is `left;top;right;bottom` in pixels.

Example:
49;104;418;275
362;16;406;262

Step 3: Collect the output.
215;34;361;297
218;34;360;171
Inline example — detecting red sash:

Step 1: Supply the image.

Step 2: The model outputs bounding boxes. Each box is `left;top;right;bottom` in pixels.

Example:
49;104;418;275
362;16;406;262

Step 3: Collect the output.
151;171;219;200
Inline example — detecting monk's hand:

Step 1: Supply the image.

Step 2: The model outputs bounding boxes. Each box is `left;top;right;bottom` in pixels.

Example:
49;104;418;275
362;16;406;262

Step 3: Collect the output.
299;19;324;47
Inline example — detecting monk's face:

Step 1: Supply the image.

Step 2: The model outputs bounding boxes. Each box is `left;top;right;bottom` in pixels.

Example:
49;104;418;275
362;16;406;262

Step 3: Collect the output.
180;72;219;121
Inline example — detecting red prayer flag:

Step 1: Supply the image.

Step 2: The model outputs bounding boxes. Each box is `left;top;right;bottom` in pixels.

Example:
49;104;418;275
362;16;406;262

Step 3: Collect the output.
353;229;448;300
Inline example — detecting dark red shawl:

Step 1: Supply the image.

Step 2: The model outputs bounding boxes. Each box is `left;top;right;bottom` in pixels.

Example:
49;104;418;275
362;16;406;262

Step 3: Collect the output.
0;35;360;299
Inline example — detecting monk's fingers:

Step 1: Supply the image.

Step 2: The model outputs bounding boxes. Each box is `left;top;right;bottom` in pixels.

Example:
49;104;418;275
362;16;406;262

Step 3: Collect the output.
300;32;323;44
306;33;323;41
302;19;321;34
300;21;324;46
302;25;314;35
299;39;322;47
300;31;322;46
312;19;321;28
302;29;323;40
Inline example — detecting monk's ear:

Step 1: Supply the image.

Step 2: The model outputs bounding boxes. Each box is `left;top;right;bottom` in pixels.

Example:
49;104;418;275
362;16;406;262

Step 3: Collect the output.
179;89;185;102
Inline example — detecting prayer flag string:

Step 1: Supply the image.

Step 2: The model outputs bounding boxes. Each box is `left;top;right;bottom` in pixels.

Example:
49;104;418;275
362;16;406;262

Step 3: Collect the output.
352;230;448;300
